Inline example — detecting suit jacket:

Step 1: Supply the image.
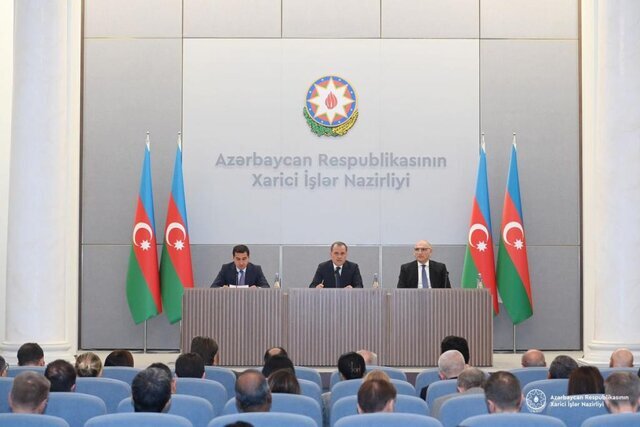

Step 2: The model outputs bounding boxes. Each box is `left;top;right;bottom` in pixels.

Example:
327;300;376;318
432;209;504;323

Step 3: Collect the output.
309;260;363;288
210;262;269;288
397;260;451;288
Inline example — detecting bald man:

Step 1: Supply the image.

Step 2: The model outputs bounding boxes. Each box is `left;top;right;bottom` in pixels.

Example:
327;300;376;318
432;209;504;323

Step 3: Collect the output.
521;349;546;367
610;348;634;368
397;240;451;288
235;370;272;413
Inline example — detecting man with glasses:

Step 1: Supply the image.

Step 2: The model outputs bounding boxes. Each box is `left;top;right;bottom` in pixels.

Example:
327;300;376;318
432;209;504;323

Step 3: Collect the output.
397;240;451;288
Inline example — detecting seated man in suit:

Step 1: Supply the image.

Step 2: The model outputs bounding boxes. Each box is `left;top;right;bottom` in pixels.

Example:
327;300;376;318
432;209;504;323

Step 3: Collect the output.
484;371;522;414
397;240;451;288
309;241;363;288
211;244;269;288
357;378;397;414
44;359;76;392
132;367;172;413
9;372;50;414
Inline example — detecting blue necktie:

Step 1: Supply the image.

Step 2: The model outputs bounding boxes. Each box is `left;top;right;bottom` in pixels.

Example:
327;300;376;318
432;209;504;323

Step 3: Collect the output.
421;264;429;289
238;270;245;286
335;267;341;287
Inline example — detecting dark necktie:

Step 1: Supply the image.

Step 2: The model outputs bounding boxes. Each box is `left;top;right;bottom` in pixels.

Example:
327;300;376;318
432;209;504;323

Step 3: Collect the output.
421;264;428;289
335;266;341;287
238;270;245;286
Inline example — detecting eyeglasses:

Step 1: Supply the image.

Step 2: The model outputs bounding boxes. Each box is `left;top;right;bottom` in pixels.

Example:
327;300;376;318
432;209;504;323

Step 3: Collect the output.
414;248;431;252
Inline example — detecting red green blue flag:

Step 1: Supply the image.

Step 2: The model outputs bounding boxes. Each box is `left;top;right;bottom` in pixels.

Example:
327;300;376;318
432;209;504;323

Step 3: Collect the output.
160;134;194;324
461;138;499;313
497;139;533;324
126;133;162;324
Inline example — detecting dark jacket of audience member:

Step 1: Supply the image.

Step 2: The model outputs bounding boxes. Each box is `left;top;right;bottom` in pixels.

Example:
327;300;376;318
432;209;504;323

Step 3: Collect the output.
268;369;300;394
338;352;366;380
568;366;605;395
175;352;205;378
548;355;579;379
45;359;77;392
104;350;134;367
132;367;172;412
190;336;219;366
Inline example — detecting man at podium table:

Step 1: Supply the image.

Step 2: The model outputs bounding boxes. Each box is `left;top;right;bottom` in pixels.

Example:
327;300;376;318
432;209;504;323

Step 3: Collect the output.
309;241;363;288
210;244;269;288
397;240;451;289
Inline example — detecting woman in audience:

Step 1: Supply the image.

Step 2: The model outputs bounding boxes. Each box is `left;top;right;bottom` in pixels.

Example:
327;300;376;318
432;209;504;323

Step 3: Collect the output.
567;366;604;395
75;352;103;377
268;368;301;394
104;349;134;367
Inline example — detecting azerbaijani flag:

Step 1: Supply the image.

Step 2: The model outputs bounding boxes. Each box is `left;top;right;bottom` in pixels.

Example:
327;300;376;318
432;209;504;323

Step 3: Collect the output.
497;139;533;324
160;133;194;324
461;138;499;314
126;133;162;324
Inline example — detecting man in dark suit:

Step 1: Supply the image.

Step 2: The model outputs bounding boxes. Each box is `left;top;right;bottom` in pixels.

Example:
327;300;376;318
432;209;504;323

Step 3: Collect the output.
211;244;269;288
397;240;451;288
309;241;363;288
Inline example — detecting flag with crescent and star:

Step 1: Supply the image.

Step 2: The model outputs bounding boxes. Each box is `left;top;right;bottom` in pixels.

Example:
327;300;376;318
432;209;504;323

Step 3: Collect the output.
160;133;194;324
497;139;533;324
461;138;499;313
126;134;162;324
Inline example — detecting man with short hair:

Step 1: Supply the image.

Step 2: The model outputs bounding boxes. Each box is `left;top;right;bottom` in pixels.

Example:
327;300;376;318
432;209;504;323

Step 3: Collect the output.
438;350;466;380
310;242;363;288
338;352;366;380
190;336;220;366
17;342;45;366
397;240;451;289
548;355;578;379
484;371;522;413
604;372;640;413
357;349;378;366
211;245;269;288
521;349;546;367
610;348;634;368
132;367;172;413
431;367;486;417
9;372;50;414
357;379;397;413
148;362;176;394
263;346;288;364
175;353;205;379
44;359;76;392
235;370;272;413
441;336;470;365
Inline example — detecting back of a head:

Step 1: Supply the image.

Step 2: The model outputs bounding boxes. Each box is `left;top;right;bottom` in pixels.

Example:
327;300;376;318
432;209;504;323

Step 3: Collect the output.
190;336;219;366
17;342;44;366
457;367;486;391
338;352;366;380
521;349;546;367
262;354;294;378
567;366;604;395
267;369;301;394
132;367;172;413
438;350;466;379
610;348;634;368
365;369;391;383
484;371;522;413
235;369;272;413
175;352;205;378
357;349;378;366
604;372;640;413
0;355;7;376
548;355;579;379
104;350;134;367
441;336;470;364
45;359;77;392
357;379;397;414
75;352;103;377
10;372;50;414
263;346;288;364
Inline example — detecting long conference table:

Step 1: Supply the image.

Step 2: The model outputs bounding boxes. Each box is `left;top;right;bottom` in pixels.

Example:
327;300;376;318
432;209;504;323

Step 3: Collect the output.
181;288;492;367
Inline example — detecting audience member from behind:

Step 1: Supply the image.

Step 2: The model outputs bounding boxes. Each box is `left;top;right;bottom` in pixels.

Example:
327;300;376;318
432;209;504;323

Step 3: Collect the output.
9;372;50;414
104;349;134;367
75;352;102;377
521;349;546;367
568;366;605;395
235;370;272;413
267;369;300;394
484;371;522;413
548;355;579;379
132;367;172;413
45;359;77;392
438;350;466;380
17;342;45;366
441;335;470;365
148;362;176;394
175;352;205;378
604;371;640;413
357;379;397;414
365;369;391;383
262;354;294;378
338;352;366;380
0;355;8;376
263;346;288;364
190;336;220;366
357;349;378;366
610;348;634;368
431;367;486;418
224;423;254;427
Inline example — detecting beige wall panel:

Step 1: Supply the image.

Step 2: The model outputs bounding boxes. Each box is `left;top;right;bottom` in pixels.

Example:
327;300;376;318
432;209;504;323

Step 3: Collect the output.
283;0;380;38
382;0;478;39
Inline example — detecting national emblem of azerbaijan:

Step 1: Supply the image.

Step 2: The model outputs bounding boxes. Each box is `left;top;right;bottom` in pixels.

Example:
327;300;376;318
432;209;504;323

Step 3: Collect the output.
304;76;358;137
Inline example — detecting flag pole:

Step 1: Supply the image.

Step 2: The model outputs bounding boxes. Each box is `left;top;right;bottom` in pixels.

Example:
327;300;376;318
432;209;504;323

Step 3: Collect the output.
513;324;517;353
143;320;148;353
